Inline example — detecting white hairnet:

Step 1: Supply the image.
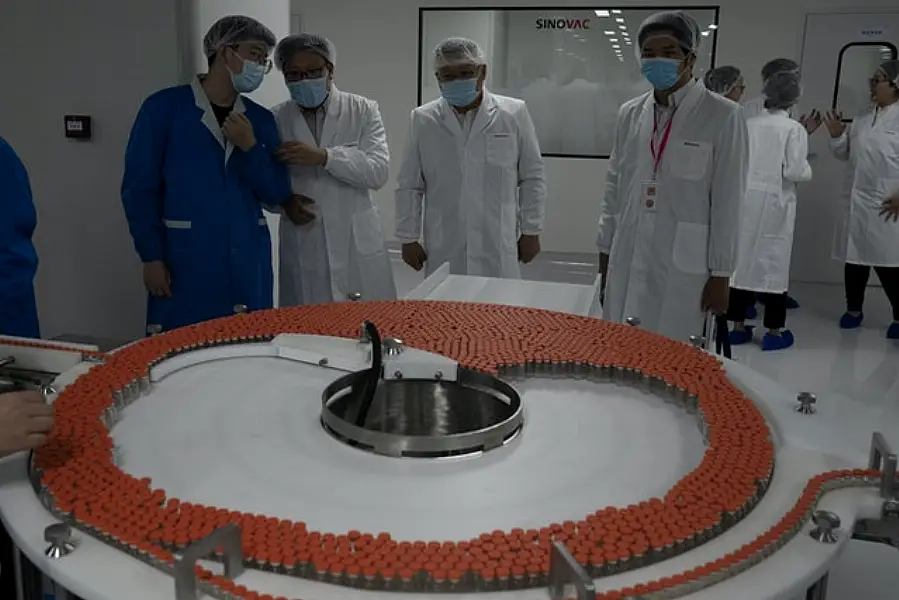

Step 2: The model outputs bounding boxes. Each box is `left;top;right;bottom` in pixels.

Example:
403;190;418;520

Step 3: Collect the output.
761;58;800;82
203;16;277;58
704;66;742;95
763;71;802;109
637;11;702;54
878;59;899;86
275;34;336;71
433;37;485;70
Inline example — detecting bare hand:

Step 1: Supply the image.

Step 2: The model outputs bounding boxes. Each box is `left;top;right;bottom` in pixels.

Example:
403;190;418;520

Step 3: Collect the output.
823;110;846;138
799;109;823;135
880;195;899;222
275;141;327;167
402;242;427;271
283;194;316;226
517;235;541;264
701;276;730;314
222;113;257;151
143;261;171;297
0;391;54;457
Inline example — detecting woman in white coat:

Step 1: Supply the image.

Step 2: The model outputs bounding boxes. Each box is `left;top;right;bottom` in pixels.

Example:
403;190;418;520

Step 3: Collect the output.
825;60;899;339
597;11;748;344
395;38;547;279
272;34;396;305
727;72;812;351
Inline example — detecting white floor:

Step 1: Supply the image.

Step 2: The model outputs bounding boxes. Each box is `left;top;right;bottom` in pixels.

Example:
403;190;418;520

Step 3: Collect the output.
388;249;899;600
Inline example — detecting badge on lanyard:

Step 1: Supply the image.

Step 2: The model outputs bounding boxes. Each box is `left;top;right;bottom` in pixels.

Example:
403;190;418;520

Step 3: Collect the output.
642;181;660;212
645;109;675;213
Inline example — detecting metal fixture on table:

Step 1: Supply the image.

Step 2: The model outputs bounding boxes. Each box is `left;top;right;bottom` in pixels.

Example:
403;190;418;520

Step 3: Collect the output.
689;335;706;349
868;432;897;499
233;304;248;314
175;524;244;600
796;392;817;415
548;540;596;600
382;337;405;357
44;523;77;559
853;499;899;549
625;316;641;327
809;510;840;544
348;292;362;302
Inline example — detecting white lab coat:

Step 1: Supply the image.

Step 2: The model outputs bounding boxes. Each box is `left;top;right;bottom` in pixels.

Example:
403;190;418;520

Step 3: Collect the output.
395;92;547;279
274;88;396;305
742;95;765;121
597;80;749;343
731;110;812;293
829;103;899;267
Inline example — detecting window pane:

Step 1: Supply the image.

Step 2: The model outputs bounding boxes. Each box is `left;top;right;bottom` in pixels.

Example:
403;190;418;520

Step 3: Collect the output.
419;7;720;158
834;43;897;119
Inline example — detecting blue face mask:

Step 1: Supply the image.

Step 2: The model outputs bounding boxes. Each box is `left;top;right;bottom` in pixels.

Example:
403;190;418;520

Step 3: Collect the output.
288;78;330;109
231;59;265;94
641;58;682;91
440;79;480;108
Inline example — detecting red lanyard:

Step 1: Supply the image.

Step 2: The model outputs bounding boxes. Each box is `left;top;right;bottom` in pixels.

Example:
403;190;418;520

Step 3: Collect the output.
650;110;676;177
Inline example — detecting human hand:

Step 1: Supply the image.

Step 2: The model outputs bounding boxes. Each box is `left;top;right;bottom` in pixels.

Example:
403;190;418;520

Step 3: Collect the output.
222;113;257;151
879;195;899;222
823;110;846;138
701;276;730;314
517;235;541;264
799;109;823;135
0;391;54;458
402;242;427;271
283;194;316;226
143;261;171;297
275;141;328;167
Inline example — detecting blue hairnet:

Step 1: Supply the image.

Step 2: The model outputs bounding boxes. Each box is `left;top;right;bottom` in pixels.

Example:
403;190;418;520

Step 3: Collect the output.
203;16;277;58
878;59;899;86
275;34;336;71
763;71;802;110
637;11;702;54
761;58;799;82
433;37;486;70
704;66;743;95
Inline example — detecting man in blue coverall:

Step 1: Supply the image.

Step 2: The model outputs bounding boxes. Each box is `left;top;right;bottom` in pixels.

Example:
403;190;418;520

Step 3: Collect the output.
121;16;314;335
0;135;40;339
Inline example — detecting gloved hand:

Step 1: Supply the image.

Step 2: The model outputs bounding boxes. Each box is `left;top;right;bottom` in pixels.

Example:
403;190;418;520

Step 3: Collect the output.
0;390;54;458
143;261;172;297
517;235;541;264
275;142;328;167
799;109;823;135
880;195;899;223
402;242;427;271
823;110;846;138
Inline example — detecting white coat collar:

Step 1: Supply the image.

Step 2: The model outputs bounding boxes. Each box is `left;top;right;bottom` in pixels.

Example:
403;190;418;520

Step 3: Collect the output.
439;90;498;141
654;78;697;109
191;76;246;163
282;87;345;148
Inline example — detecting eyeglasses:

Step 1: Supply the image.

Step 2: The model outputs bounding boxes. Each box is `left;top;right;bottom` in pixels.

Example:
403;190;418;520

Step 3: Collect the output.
435;67;481;83
230;44;273;74
284;67;329;81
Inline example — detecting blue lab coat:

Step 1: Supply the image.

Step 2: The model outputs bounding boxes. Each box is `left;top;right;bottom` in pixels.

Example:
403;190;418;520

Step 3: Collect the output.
122;78;292;334
0;136;40;339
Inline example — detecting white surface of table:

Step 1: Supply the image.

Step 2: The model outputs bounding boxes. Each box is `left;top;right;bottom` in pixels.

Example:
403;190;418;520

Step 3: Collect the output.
405;263;602;317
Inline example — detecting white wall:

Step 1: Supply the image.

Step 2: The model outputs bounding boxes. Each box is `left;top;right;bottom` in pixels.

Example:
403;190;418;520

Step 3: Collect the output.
0;0;183;340
291;0;899;275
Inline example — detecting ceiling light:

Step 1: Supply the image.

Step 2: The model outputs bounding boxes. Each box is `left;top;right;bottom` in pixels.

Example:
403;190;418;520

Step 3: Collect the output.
619;25;628;30
701;30;710;37
612;44;620;49
616;18;625;23
595;10;610;17
625;40;632;45
612;9;622;14
578;38;587;42
610;38;618;42
708;24;718;29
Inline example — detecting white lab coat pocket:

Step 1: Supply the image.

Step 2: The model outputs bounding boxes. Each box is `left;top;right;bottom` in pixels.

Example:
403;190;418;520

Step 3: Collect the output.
668;141;711;182
672;222;710;275
352;208;386;257
486;133;517;167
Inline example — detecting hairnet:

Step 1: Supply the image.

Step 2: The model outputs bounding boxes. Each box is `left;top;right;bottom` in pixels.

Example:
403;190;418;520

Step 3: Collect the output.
761;58;800;82
433;37;486;70
203;16;277;58
275;34;336;71
637;11;702;54
763;70;802;109
703;66;742;95
877;59;899;86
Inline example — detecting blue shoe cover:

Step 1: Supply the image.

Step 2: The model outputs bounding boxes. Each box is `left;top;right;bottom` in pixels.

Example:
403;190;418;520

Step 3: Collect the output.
839;312;863;329
762;330;794;351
